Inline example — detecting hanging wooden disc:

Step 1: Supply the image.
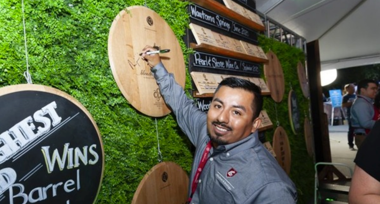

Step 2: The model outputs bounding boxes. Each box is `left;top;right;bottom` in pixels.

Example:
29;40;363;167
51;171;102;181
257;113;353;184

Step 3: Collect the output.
108;6;186;117
288;90;300;134
272;126;291;175
297;61;310;98
304;117;314;157
0;84;104;203
264;50;285;102
132;161;189;204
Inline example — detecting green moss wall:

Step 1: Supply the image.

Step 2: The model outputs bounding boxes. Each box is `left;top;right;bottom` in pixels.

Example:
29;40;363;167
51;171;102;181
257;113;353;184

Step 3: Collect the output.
0;0;313;203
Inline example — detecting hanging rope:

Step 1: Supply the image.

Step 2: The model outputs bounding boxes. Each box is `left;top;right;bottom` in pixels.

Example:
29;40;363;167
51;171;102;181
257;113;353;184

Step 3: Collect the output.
21;0;33;84
155;118;163;162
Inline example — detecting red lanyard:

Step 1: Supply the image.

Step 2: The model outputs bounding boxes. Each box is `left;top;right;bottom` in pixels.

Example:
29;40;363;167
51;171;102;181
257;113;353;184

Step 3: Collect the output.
187;141;212;202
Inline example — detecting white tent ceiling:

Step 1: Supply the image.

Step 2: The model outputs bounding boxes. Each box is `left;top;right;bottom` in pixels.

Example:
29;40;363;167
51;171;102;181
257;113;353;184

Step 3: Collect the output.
255;0;380;70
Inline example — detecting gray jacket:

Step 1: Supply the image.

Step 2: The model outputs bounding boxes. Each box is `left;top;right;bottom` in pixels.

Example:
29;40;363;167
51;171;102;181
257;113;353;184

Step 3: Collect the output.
152;63;297;204
350;95;376;133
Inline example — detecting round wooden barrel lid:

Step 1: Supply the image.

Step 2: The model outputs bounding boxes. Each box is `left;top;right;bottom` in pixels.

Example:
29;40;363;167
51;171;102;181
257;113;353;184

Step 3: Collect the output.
297;61;310;98
264;50;285;102
272;126;291;175
108;6;186;117
0;84;104;203
304;117;314;157
288;90;300;134
132;161;189;204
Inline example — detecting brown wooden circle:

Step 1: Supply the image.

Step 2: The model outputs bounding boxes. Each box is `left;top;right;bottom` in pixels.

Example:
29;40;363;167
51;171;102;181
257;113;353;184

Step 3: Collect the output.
108;6;186;117
297;61;310;98
131;161;189;204
304;117;314;157
264;50;285;102
272;126;291;175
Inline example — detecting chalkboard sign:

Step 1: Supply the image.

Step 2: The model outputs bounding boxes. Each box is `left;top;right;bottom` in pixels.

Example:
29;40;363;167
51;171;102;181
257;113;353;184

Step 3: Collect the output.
190;51;260;76
188;4;258;44
0;84;104;204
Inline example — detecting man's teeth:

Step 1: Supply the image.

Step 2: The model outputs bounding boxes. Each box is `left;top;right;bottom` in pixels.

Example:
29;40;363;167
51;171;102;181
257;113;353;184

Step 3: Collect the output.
216;126;228;132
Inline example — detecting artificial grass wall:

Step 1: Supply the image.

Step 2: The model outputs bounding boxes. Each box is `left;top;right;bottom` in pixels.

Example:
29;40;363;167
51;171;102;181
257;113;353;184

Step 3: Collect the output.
0;0;314;203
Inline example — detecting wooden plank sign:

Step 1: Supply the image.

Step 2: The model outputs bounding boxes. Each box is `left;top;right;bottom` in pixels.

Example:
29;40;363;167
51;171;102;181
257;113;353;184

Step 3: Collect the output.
190;71;270;95
258;110;273;131
297;61;310;98
223;0;245;16
272;126;291;175
245;9;264;26
240;40;257;56
212;31;235;50
190;72;219;94
132;162;188;204
223;0;263;26
288;90;301;134
264;51;285;103
108;6;186;117
189;23;217;46
226;36;246;54
240;41;268;60
0;84;104;204
247;77;271;94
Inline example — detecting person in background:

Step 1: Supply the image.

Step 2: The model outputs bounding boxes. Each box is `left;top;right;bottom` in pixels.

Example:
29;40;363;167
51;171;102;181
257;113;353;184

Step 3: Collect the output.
342;83;356;150
350;79;378;148
140;46;297;203
349;120;380;204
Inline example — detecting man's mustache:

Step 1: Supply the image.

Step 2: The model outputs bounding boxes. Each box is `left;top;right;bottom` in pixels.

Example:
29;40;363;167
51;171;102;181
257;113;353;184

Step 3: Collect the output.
212;121;232;131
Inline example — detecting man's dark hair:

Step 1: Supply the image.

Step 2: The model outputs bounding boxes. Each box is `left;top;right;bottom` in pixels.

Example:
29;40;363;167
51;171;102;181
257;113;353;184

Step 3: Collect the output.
215;77;263;120
357;79;378;94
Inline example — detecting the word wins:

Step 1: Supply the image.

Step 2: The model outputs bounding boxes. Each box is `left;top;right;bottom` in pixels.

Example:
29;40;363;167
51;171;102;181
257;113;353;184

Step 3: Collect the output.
41;143;99;173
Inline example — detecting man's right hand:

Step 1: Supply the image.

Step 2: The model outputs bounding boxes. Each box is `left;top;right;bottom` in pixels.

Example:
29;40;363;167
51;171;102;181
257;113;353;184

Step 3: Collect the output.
141;45;161;68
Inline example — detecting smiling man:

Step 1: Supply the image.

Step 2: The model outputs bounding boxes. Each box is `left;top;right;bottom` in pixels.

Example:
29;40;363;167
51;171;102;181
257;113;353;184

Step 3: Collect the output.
350;79;379;148
141;46;297;204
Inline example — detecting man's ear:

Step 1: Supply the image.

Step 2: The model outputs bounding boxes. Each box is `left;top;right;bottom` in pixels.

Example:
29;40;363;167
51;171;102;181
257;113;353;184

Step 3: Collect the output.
251;117;262;133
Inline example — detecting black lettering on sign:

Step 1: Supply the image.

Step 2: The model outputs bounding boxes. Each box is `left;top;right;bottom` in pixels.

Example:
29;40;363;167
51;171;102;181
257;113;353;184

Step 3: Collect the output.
195;98;212;112
188;4;257;44
0;85;104;204
190;51;260;76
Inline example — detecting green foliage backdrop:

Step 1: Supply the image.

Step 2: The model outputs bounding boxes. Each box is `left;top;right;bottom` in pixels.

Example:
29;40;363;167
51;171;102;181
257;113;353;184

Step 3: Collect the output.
0;0;313;203
259;35;315;204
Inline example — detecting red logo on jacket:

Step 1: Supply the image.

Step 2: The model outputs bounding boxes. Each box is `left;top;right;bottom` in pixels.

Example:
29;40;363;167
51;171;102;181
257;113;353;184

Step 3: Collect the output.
227;168;237;177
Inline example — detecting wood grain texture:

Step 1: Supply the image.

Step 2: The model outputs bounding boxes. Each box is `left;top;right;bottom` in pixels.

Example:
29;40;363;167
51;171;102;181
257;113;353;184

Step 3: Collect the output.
108;6;186;117
304;117;314;157
264;50;285;102
258;110;273;132
190;71;270;95
131;162;189;204
297;61;310;98
272;126;291;175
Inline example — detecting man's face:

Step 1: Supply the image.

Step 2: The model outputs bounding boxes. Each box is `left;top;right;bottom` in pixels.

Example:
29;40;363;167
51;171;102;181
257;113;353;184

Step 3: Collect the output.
361;82;378;99
207;86;261;147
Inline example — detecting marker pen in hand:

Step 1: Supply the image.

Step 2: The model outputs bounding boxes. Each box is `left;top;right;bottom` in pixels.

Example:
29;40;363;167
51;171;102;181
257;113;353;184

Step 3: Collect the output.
139;49;170;56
